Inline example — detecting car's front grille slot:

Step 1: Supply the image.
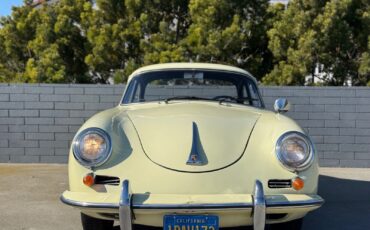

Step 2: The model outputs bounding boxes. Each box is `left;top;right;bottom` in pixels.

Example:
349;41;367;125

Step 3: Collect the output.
268;179;292;188
95;175;120;186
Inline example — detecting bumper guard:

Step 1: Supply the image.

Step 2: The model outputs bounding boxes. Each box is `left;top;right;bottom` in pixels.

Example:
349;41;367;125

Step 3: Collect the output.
253;180;265;230
61;180;324;230
120;180;132;230
119;180;280;230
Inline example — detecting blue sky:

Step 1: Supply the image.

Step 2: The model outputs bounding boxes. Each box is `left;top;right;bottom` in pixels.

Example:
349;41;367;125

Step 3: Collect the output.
0;0;24;17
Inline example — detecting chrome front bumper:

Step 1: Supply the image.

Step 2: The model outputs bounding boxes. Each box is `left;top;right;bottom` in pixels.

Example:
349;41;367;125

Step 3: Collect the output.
61;180;324;230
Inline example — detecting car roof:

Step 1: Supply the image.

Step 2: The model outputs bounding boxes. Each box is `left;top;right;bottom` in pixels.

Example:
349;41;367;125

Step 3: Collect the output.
128;63;256;82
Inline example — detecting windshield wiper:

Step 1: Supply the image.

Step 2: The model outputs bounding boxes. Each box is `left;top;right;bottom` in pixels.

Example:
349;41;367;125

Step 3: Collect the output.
164;95;260;105
164;96;211;103
217;96;260;105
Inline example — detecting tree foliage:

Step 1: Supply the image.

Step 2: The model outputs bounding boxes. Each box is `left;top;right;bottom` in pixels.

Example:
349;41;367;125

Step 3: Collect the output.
0;0;91;83
0;0;368;85
264;0;370;86
0;0;273;83
0;2;37;82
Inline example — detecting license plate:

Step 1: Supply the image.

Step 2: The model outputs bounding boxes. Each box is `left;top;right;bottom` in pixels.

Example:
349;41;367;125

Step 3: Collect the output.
163;215;219;230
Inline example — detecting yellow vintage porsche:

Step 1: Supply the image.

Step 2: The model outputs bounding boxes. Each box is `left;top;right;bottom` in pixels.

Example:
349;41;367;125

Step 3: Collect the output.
61;63;324;230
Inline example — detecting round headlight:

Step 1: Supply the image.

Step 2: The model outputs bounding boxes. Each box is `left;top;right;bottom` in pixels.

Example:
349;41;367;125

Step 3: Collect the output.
276;131;314;171
72;128;112;167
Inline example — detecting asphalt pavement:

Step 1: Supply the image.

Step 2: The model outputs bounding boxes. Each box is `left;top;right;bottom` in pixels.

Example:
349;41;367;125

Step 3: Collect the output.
0;164;369;230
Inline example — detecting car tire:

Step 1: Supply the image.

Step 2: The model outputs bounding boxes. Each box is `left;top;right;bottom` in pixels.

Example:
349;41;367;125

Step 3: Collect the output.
267;218;303;230
81;213;114;230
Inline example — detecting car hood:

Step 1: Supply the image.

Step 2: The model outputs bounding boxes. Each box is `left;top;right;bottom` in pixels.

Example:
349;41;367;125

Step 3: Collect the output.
126;102;261;172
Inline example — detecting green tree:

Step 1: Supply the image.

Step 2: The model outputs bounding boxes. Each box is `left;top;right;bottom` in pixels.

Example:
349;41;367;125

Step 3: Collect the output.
83;0;134;83
0;0;91;83
184;0;272;80
0;0;277;84
359;38;370;85
264;0;328;85
0;2;38;82
264;0;370;86
84;0;192;83
140;0;190;67
26;0;91;83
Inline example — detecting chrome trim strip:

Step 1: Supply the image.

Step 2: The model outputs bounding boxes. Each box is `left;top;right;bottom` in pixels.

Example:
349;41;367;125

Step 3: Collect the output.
266;195;324;208
60;194;324;210
133;202;253;210
253;180;266;230
119;180;132;230
60;195;119;209
60;195;253;210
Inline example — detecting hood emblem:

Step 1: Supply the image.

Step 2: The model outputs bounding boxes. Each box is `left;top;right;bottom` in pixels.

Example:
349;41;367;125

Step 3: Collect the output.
186;122;207;166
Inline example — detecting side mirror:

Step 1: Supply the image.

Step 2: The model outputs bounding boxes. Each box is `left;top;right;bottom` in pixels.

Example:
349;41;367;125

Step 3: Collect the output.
274;98;290;113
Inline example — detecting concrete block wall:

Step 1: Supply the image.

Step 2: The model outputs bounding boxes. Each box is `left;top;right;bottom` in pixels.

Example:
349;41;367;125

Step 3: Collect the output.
0;84;124;164
0;84;369;167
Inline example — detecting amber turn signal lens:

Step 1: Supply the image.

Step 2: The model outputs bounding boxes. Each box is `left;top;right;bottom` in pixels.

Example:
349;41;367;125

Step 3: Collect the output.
292;177;304;190
83;173;95;187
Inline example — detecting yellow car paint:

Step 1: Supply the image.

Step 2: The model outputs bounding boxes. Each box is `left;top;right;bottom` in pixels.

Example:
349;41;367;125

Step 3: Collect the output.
63;63;322;228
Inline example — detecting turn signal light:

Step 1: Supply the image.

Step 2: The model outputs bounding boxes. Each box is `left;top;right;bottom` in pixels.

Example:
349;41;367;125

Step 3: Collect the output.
292;177;304;191
83;173;95;187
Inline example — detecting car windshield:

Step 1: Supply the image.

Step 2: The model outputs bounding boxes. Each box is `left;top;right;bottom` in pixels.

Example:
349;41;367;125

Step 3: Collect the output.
122;70;264;108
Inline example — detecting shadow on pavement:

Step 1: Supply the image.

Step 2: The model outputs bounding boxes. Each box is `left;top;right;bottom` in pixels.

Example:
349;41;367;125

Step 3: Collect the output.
303;175;370;230
113;175;370;230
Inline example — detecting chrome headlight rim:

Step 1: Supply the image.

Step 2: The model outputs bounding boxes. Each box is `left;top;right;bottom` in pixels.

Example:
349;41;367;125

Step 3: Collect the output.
275;131;315;172
72;127;112;168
